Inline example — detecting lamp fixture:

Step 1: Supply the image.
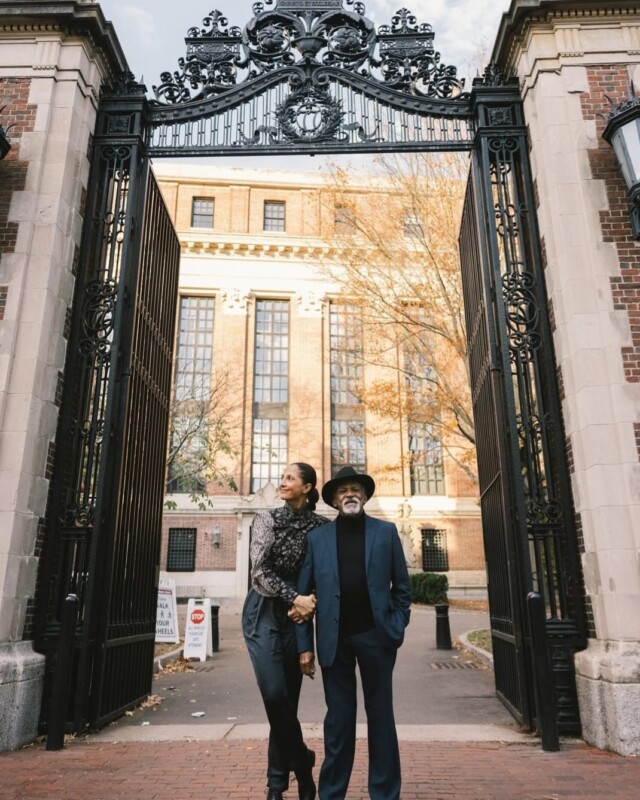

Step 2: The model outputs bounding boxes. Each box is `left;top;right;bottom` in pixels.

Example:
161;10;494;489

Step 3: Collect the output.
603;84;640;240
0;106;12;160
211;527;220;549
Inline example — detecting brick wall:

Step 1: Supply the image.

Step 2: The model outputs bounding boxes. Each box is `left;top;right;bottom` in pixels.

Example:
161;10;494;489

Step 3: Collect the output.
0;78;36;331
160;514;238;572
582;66;640;426
414;515;484;571
0;78;36;262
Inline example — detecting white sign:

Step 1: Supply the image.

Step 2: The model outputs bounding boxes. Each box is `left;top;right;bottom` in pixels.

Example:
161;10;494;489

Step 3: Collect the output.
155;578;180;643
183;598;213;661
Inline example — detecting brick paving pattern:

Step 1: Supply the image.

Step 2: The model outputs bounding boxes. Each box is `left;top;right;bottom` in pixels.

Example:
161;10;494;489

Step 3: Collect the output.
2;739;639;800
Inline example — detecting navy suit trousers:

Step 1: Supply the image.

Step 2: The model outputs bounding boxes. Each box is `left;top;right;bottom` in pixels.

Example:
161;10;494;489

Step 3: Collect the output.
319;628;400;800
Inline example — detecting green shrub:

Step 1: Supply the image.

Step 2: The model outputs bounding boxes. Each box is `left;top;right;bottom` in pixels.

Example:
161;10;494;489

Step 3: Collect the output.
409;572;448;605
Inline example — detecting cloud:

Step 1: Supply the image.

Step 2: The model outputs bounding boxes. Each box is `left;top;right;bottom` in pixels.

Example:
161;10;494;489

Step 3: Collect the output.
367;0;511;80
120;6;156;49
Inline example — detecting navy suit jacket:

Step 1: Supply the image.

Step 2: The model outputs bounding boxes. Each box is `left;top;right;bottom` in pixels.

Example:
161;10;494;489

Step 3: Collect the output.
295;513;412;668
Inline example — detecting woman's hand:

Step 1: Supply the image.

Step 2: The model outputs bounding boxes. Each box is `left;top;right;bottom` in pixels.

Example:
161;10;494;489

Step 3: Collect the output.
299;651;316;679
288;593;316;623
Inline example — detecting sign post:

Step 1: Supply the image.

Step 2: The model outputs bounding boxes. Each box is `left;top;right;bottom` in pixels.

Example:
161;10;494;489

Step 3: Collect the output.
183;598;213;661
155;578;180;644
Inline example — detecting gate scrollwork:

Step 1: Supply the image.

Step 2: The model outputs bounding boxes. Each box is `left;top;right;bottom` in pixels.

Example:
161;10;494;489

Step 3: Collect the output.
153;2;465;106
78;280;117;362
148;2;472;154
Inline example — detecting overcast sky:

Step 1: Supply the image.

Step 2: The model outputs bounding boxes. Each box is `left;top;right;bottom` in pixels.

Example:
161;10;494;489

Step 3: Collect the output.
97;0;513;170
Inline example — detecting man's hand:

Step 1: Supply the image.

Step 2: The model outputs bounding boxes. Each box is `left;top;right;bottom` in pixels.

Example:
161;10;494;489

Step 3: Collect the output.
288;593;316;623
299;651;316;679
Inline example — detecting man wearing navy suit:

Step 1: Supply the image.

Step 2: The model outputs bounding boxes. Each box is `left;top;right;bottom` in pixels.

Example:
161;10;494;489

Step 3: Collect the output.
294;466;411;800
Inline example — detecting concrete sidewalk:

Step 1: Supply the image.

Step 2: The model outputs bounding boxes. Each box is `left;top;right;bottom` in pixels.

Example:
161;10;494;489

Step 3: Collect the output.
98;602;519;741
4;603;639;799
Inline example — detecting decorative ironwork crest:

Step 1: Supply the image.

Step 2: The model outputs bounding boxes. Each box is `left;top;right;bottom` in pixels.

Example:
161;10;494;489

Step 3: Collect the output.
147;1;474;154
276;85;344;141
153;2;466;106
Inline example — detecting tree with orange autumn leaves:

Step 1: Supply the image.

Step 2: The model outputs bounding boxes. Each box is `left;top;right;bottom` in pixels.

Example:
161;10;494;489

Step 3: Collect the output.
321;153;477;484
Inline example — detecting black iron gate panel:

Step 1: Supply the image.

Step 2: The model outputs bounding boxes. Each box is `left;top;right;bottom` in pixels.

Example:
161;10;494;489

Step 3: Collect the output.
459;156;532;727
459;76;588;733
91;167;180;727
35;77;180;732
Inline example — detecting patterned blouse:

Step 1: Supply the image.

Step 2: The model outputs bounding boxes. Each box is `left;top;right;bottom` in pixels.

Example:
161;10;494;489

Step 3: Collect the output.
250;505;328;603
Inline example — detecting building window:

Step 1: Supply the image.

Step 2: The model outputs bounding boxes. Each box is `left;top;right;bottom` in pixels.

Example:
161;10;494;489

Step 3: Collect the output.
264;200;286;232
404;335;445;496
330;303;365;476
192;197;214;228
167;296;215;493
251;299;289;492
331;419;365;475
330;303;363;406
421;528;449;572
252;418;288;492
335;205;355;236
403;212;423;239
409;421;445;495
167;528;197;571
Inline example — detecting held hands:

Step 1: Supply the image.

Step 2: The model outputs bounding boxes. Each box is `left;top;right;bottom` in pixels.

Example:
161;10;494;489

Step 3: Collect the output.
288;593;316;624
299;650;316;679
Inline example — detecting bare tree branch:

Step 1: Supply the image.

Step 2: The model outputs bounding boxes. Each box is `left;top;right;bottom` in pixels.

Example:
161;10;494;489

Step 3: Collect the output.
166;366;239;509
321;153;477;483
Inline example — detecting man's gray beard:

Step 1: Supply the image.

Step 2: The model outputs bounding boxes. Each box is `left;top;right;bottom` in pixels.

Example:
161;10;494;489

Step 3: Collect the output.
341;500;362;516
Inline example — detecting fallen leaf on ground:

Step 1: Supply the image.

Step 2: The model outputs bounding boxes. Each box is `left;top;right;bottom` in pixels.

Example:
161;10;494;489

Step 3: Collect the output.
139;694;163;709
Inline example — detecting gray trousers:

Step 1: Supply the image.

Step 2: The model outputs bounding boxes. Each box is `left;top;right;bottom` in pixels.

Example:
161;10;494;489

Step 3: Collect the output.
242;589;308;791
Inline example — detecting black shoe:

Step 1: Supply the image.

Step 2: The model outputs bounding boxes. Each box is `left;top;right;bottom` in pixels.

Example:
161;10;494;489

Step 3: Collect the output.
266;791;284;800
296;748;316;800
298;784;316;800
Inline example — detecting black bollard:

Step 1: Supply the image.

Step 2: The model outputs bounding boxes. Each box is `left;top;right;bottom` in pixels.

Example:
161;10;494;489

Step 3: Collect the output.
46;593;79;751
527;592;560;752
435;603;453;649
210;604;220;653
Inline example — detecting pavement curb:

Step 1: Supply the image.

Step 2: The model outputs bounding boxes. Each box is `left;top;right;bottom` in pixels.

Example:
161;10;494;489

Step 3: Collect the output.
91;722;535;744
154;645;184;673
458;629;494;668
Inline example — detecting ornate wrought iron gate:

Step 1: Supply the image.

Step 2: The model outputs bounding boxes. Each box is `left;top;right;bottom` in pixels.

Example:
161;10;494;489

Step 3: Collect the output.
36;0;586;736
35;80;180;731
459;80;588;731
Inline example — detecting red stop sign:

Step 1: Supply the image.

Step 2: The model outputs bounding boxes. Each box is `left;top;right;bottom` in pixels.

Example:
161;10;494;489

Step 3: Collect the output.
191;608;205;625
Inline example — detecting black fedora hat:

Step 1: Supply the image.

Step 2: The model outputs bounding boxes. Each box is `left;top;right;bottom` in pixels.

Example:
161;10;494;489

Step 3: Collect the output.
321;466;376;506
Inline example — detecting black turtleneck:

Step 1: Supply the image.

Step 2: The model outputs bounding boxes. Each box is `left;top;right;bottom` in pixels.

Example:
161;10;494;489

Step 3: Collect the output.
336;514;374;635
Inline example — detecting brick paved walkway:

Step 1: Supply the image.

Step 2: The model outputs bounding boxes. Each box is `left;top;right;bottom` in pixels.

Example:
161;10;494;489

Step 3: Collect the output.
3;738;639;800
